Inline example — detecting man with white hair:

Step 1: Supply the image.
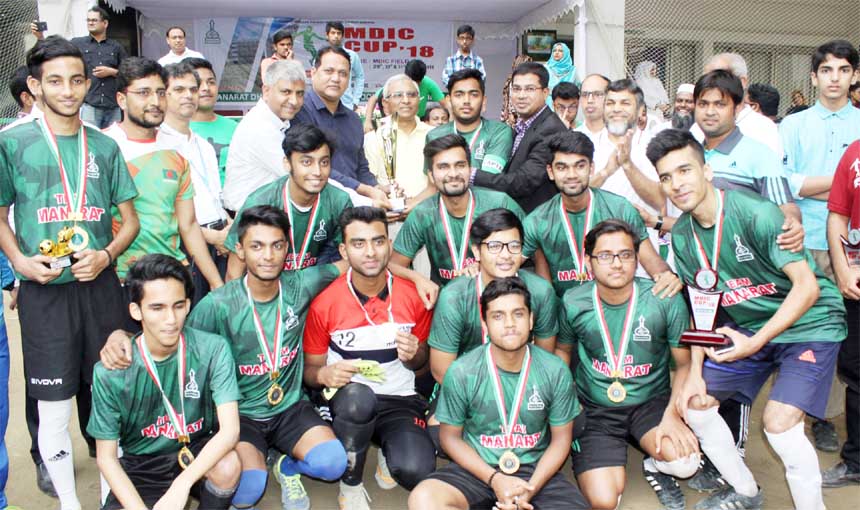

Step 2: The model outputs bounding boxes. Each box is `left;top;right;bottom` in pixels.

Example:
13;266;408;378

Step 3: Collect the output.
671;83;695;130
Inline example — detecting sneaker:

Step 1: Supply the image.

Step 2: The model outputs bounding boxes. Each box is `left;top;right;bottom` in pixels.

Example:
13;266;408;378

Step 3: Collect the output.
35;461;57;498
643;461;685;510
266;447;280;470
812;420;840;453
273;455;310;510
822;461;860;488
693;485;763;510
688;456;728;493
374;449;398;490
338;481;371;510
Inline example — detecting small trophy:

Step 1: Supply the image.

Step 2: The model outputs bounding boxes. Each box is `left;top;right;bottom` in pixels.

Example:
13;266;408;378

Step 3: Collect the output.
840;228;860;267
680;269;734;353
381;113;405;212
39;226;89;269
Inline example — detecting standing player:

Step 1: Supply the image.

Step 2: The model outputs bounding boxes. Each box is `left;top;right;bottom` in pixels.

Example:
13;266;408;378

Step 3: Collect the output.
559;220;699;510
409;277;588;510
0;36;140;510
303;207;436;510
89;254;242;510
391;134;524;286
647;129;846;510
188;58;238;186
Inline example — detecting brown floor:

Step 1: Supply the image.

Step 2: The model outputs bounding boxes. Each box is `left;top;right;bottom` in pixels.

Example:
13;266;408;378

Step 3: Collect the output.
2;295;857;509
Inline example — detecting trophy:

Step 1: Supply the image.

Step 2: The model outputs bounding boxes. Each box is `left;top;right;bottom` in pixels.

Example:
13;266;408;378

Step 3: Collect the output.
840;228;860;267
381;113;405;212
680;268;734;353
39;225;89;269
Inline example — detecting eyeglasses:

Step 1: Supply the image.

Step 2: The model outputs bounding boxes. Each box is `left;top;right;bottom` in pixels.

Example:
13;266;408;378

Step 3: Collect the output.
510;85;542;95
386;91;419;100
125;89;166;99
580;91;606;99
555;104;578;113
590;250;636;265
481;240;523;254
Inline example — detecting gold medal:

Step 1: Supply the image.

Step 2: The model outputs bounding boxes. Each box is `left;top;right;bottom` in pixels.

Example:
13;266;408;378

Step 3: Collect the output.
67;225;89;252
607;380;627;403
498;450;520;474
267;382;284;406
178;445;195;470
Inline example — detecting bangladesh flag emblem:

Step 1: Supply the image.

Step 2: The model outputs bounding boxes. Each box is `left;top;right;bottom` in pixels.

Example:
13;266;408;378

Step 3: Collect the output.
163;168;178;181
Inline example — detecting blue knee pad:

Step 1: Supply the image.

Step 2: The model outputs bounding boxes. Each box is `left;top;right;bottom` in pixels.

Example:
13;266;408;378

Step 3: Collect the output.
231;469;267;508
297;439;348;481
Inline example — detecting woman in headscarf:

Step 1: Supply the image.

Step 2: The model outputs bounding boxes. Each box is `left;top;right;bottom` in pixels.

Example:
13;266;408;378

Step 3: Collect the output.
633;61;670;118
544;42;578;108
500;54;533;127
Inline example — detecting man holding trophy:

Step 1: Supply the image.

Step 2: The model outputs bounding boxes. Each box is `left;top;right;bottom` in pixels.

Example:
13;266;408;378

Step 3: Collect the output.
647;128;847;510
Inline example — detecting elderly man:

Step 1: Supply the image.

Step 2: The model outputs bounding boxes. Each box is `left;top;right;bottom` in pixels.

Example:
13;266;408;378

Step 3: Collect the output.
671;83;695;130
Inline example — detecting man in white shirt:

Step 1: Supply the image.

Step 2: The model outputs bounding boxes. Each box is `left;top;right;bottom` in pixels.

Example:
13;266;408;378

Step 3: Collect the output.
158;26;204;66
575;74;610;144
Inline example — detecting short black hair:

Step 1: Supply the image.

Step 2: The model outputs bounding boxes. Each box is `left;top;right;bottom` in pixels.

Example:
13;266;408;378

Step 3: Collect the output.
552;81;580;101
405;59;427;83
480;276;531;320
282;123;335;158
747;83;780;117
694;70;743;107
88;6;110;22
126;254;194;306
325;21;345;34
184;57;214;75
645;128;706;167
117;57;165;93
9;65;32;108
424;133;471;170
812;39;859;73
163;61;199;86
456;25;475;38
470;208;523;245
584;219;641;256
607;78;645;110
272;28;293;45
314;45;351;68
547;130;595;162
512;62;549;89
166;26;186;38
236;205;291;244
26;35;86;81
338;206;388;237
446;67;485;94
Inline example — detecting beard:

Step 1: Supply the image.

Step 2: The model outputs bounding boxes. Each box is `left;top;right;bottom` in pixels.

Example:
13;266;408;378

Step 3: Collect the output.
606;118;633;136
127;108;163;129
671;112;694;130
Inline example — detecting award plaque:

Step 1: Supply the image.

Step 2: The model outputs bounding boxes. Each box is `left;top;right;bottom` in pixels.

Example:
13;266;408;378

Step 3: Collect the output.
680;270;734;352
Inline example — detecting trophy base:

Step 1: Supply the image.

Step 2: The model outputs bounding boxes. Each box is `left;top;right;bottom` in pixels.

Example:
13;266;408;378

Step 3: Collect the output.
389;197;406;213
49;255;72;269
681;330;730;347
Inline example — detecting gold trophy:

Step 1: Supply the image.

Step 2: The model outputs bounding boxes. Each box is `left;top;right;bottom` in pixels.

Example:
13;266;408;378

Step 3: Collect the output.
39;226;89;269
381;112;405;212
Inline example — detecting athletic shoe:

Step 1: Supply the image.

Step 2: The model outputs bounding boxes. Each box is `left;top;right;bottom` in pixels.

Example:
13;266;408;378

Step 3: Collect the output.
338;481;372;510
643;461;685;510
266;447;280;470
35;461;57;498
688;456;728;493
374;449;398;490
822;461;860;488
693;485;763;510
811;420;840;453
273;455;310;510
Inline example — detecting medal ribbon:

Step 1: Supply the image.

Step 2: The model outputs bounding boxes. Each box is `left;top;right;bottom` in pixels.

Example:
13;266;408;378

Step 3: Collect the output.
689;189;725;273
244;276;283;380
559;190;594;276
439;190;475;271
345;268;394;326
38;118;88;221
461;121;483;157
485;344;532;446
592;282;638;378
137;334;189;442
283;181;321;270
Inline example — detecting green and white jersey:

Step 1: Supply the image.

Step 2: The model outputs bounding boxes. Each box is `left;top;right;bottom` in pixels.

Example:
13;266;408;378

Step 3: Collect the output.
88;328;240;456
426;119;514;174
394;187;525;285
224;178;351;270
436;344;581;466
523;190;648;296
429;270;559;355
558;278;688;407
186;264;340;419
190;114;237;186
671;189;846;343
0;120;138;284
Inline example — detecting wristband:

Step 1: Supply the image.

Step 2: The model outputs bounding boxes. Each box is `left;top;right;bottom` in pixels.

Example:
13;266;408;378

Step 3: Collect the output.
487;469;501;487
101;248;113;266
654;215;664;232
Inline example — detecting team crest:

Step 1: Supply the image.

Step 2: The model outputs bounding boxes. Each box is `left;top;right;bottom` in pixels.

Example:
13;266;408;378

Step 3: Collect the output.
184;369;200;399
283;306;299;331
527;386;545;411
313;220;327;242
86;152;100;179
633;316;651;342
474;140;486;160
734;235;754;262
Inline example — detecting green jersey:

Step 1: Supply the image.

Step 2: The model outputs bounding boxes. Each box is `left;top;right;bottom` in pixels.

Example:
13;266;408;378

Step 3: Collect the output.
672;189;846;343
225;178;351;270
190;114;237;186
186;264;340;419
558;278;688;407
0;120;138;284
394;187;525;285
429;270;559;355
427;119;513;174
88;328;240;456
523;190;648;296
436;344;581;466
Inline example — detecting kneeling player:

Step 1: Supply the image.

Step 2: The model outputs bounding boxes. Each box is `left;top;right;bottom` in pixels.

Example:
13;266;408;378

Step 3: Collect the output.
89;254;242;510
559;220;699;510
409;277;589;510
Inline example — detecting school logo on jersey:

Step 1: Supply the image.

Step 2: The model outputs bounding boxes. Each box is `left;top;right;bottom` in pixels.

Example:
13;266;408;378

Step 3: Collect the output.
313;220;328;242
633;316;651;342
184;369;200;399
474;140;486;160
163;168;179;181
284;306;299;331
86;152;100;179
527;386;545;411
734;235;754;262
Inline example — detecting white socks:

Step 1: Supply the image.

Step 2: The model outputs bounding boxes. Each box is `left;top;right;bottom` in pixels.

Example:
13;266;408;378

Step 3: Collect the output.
38;399;81;510
652;453;701;479
686;406;758;497
764;421;825;510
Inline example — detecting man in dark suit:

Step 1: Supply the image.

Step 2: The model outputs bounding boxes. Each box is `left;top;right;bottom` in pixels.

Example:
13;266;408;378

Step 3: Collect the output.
473;62;567;213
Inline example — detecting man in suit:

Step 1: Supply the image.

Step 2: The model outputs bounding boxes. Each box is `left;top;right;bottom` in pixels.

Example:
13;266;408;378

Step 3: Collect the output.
472;62;567;213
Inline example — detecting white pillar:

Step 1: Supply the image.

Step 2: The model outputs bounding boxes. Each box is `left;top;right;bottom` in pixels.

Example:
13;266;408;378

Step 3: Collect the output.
582;0;626;79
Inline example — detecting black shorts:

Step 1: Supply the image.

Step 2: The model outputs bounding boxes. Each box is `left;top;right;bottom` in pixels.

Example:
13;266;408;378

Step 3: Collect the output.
18;270;127;400
571;394;669;476
428;462;588;510
102;435;212;510
369;394;429;442
239;399;328;456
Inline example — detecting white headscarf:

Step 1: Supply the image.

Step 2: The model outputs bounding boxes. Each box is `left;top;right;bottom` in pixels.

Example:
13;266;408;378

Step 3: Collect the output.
634;61;670;109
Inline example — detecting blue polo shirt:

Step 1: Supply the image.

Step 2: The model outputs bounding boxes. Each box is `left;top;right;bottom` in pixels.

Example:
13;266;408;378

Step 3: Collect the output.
705;127;792;205
780;100;860;250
